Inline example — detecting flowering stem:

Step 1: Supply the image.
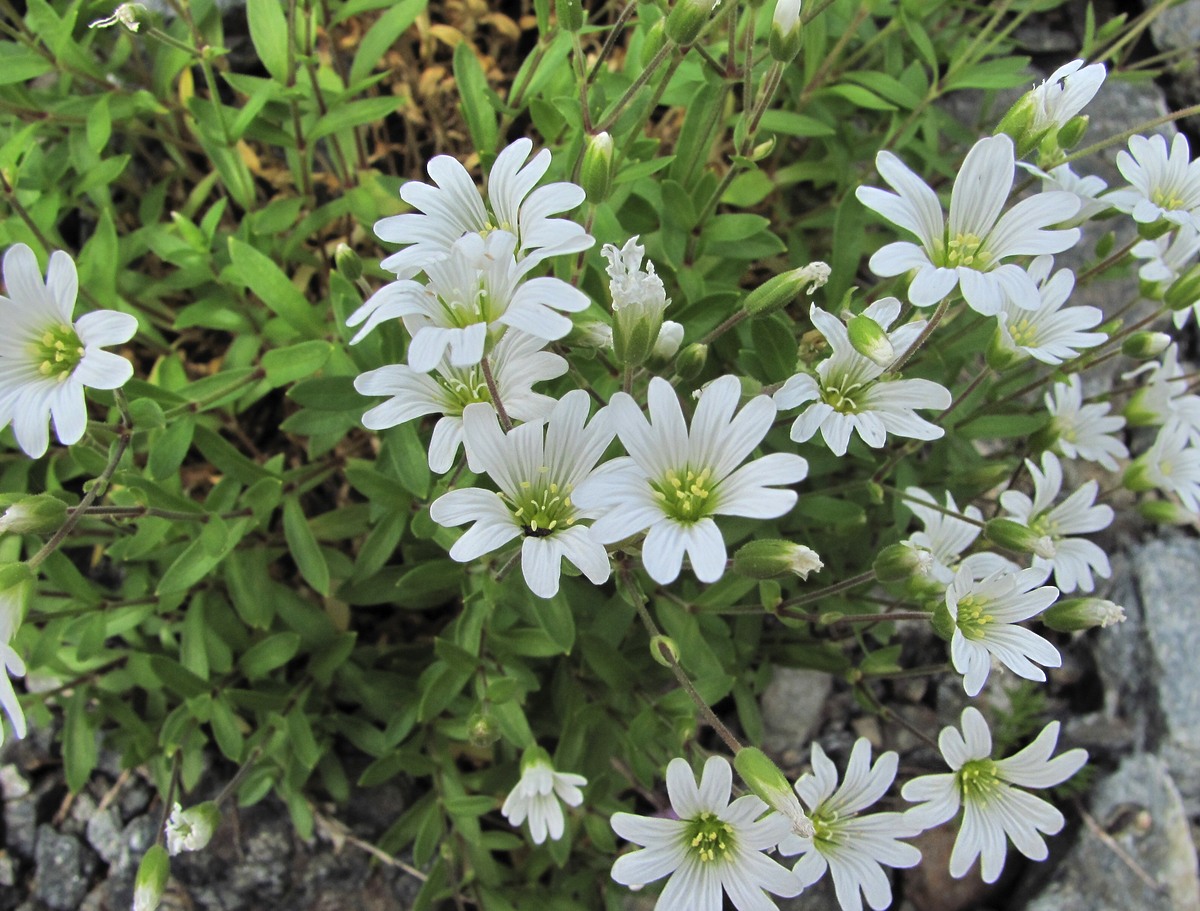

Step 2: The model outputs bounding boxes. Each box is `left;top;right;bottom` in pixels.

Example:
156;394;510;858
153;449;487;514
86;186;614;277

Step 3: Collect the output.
588;1;638;83
777;569;877;610
1076;235;1141;285
888;294;952;373
1057;102;1200;168
595;41;677;134
28;392;133;571
621;566;743;754
479;356;512;432
156;751;184;848
699;310;748;346
779;607;932;626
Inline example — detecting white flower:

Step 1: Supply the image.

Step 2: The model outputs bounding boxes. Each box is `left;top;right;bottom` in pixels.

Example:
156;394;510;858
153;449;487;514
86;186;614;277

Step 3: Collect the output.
653;320;685;360
1018;163;1110;227
1105;133;1200;230
777;739;922;911
1130;423;1200;513
992;257;1103;366
429;391;613;598
1132;226;1200;327
0;584;26;747
902;707;1087;883
89;2;143;31
501;751;586;845
374;138;593;280
353;330;565;473
165;801;219;855
0;244;137;459
346;231;589;365
774;299;952;457
903;487;1013;586
576;376;808;585
945;565;1060;697
857;135;1081;315
772;0;801;35
605;235;669;323
1026;59;1106;134
1123;343;1200;436
610;755;800;911
999;451;1113;593
1044;375;1128;471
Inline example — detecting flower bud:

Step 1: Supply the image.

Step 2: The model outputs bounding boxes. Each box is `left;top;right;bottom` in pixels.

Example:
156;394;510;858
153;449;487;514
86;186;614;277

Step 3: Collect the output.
640;19;669;67
874;542;932;582
984;518;1056;559
649;634;680;668
768;0;803;63
580;131;615;204
1055;114;1089;150
1121;331;1172;360
467;711;502;747
743;262;830;318
674;342;708;380
606;236;670;369
1042;598;1126;632
165;801;221;855
733;540;823;580
996;94;1036;150
556;0;584;31
334;243;363;282
734;747;814;838
651;320;685;362
0;495;68;536
1138;498;1195;525
847;314;894;367
665;0;714;47
1165;263;1200;312
133;844;169;911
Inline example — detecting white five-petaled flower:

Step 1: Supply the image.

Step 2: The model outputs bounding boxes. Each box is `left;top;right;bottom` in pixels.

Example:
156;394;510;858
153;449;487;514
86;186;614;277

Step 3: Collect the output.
1044;375;1128;472
346;231;588;366
991;257;1104;366
501;749;586;845
165;802;220;855
429;391;613;598
1025;59;1106;134
575;376;808;585
945;565;1060;697
610;755;800;911
1123;343;1200;436
857;135;1081;315
353;330;565;473
1132;226;1200;327
903;487;1014;586
1128;424;1200;513
0;244;137;459
1105;133;1200;230
999;451;1113;593
1018;163;1110;227
374;137;593;280
902;707;1087;883
777;739;923;911
774;299;951;457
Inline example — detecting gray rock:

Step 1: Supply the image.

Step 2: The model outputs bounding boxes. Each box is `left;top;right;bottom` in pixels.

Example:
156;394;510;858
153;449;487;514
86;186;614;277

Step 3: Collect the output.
65;792;97;837
33;825;89;911
3;788;38;859
85;804;125;864
1022;753;1200;911
1101;536;1200;811
760;666;833;762
778;875;847;911
0;765;30;799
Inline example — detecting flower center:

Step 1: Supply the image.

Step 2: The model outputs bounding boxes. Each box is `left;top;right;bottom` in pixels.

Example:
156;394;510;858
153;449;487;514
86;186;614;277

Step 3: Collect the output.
935;232;993;270
503;469;576;537
955;593;994;639
651;466;716;522
1152;187;1185;211
1028;514;1060;539
809;807;840;845
1007;317;1038;347
821;379;866;414
685;811;735;863
31;324;85;381
956;758;1001;803
438;286;493;329
439;367;492;415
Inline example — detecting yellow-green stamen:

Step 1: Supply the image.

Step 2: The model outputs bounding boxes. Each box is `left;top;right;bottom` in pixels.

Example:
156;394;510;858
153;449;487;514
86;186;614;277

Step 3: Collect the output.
31;324;85;381
651;466;716;522
957;758;1001;803
503;469;576;537
934;232;993;270
685;812;736;863
955;594;994;640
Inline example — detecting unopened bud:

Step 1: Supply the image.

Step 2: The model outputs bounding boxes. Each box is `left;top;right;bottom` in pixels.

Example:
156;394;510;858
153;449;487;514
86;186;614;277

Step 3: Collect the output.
649;635;680;667
1121;331;1172;360
874;542;932;582
1138;498;1195;524
996;94;1036;148
640;19;668;67
334;243;363;282
556;0;584;31
1042;597;1126;631
1165;263;1200;312
0;495;68;536
664;0;714;46
768;0;803;63
467;711;502;748
570;320;614;350
743;262;830;318
165;801;220;855
985;518;1056;559
133;844;169;911
1055;114;1089;151
734;747;814;838
580;131;615;204
651;320;685;362
733;540;823;580
675;342;708;380
847;314;894;366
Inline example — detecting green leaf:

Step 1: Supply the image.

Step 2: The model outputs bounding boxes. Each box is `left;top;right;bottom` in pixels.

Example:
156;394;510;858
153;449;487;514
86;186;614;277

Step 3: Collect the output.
263;341;333;387
64;690;98;794
210;696;245;761
227;237;324;337
453;42;498;156
240;632;303;679
247;0;290;82
944;57;1032;92
757;110;835;138
309;96;402;142
958;412;1049;440
283;497;331;596
350;0;427;84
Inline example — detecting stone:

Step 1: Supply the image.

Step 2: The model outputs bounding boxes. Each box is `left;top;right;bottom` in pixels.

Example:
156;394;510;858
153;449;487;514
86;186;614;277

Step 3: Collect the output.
759;666;833;763
1021;753;1200;911
85;804;124;864
1100;535;1200;812
32;825;89;911
778;875;847;911
0;765;30;799
3;788;38;860
65;792;97;837
904;822;1000;911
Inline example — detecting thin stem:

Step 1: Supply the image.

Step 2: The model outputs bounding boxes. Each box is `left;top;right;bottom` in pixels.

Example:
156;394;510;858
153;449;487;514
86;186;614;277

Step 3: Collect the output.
888;295;952;373
777;569;877;610
856;683;939;750
779;607;932;625
156;752;184;847
596;41;677;134
880;484;986;528
588;1;637;83
1076;235;1140;285
698;310;748;346
1057;102;1200;169
480;356;512;431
